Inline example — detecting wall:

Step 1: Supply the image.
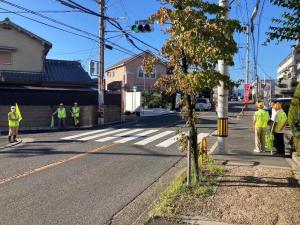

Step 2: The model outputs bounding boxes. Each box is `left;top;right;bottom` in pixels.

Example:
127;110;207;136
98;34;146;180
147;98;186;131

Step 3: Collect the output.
103;105;121;124
0;105;96;132
125;92;141;112
0;24;46;72
126;57;167;92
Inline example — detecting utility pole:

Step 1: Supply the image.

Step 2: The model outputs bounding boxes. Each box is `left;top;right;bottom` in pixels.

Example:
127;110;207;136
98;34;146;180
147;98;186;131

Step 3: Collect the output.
98;0;105;125
245;24;250;85
217;0;229;153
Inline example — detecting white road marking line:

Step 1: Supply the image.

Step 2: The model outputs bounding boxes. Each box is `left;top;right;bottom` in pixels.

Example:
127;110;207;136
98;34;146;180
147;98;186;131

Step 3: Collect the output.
61;128;111;140
78;129;128;141
156;132;187;148
115;130;158;143
95;129;143;142
197;133;210;143
134;131;174;146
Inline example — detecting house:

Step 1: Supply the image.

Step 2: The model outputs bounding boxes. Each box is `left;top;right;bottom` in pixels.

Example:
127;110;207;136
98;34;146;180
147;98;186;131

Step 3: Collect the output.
276;46;300;97
105;51;168;92
0;18;101;130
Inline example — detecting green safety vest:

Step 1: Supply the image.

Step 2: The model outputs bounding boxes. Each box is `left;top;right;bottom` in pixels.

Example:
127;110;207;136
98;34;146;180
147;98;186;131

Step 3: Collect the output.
72;106;80;117
255;109;270;128
275;110;287;132
57;108;66;119
8;112;19;128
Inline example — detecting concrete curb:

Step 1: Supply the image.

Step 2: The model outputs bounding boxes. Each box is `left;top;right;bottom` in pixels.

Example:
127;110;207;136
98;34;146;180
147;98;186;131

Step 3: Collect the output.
291;152;300;167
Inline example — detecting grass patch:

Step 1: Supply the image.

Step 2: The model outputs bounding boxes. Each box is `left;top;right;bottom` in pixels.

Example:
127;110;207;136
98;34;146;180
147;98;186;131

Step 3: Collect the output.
150;157;224;217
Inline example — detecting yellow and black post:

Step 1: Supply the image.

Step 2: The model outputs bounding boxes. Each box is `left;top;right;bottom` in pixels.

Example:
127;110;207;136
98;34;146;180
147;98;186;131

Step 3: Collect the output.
217;118;228;137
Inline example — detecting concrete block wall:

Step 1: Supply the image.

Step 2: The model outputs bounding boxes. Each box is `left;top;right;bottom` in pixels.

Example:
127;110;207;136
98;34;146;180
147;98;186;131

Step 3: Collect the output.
0;105;97;132
104;105;121;124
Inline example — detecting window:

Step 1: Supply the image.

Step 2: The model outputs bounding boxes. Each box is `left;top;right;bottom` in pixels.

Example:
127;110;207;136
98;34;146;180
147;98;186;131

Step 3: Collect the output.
138;66;144;78
137;66;156;79
0;51;12;64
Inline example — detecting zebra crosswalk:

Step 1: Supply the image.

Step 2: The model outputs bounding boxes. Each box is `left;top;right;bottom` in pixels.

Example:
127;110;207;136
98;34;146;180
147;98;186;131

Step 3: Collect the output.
61;128;210;148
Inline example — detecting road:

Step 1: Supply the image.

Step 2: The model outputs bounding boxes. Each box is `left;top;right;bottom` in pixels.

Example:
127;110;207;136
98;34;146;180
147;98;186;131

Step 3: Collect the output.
0;109;221;225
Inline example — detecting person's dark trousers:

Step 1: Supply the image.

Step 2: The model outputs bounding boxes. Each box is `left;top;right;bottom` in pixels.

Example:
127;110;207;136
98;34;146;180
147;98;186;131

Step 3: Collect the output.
274;132;285;155
58;118;66;130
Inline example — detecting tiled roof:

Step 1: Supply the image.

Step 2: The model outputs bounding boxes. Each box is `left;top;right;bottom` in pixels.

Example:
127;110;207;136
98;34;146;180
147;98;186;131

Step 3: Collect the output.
0;59;93;87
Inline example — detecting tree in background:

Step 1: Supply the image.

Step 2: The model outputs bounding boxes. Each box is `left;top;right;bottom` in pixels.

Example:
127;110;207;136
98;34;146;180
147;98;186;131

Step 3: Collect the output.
145;0;241;182
288;83;300;137
267;0;300;42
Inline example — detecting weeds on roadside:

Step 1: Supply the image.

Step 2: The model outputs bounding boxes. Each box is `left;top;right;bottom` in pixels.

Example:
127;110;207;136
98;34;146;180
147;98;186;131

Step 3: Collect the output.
151;157;224;217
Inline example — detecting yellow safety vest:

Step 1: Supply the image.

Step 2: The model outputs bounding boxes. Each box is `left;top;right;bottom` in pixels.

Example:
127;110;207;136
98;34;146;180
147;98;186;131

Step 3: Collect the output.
275;110;287;132
255;109;270;128
8;112;19;128
57;108;66;119
71;106;80;117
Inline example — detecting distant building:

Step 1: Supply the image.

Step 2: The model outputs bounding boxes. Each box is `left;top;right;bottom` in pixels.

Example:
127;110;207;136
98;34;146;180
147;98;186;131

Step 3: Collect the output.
0;18;98;130
105;51;168;92
276;46;300;97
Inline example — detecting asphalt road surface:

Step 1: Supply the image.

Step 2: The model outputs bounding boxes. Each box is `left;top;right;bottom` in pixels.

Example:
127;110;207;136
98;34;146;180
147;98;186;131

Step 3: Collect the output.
0;110;221;225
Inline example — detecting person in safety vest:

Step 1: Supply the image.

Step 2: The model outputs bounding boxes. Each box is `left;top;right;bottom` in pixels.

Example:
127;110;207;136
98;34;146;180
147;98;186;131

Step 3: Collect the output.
71;102;80;127
53;103;67;129
271;103;287;156
8;105;19;143
253;102;270;152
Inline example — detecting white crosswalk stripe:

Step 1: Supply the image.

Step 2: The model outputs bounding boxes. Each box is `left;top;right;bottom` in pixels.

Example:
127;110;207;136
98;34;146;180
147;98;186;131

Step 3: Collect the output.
135;130;174;146
95;129;143;142
78;128;128;141
115;129;158;143
61;128;111;140
156;132;187;148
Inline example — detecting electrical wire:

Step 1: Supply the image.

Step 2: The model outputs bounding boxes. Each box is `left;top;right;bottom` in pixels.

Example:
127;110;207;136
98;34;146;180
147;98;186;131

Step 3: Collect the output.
0;9;80;13
0;7;136;56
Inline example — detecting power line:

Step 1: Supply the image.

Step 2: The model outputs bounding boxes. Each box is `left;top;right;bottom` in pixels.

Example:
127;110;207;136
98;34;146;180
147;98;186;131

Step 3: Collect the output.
0;9;80;13
57;0;161;55
0;1;137;56
0;6;136;56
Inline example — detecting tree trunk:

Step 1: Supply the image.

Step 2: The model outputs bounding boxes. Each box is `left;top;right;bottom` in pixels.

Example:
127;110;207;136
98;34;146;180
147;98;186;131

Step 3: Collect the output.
186;94;200;182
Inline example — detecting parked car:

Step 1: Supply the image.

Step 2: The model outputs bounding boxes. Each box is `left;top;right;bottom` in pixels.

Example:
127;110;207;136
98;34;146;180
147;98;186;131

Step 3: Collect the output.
195;98;212;111
264;97;292;116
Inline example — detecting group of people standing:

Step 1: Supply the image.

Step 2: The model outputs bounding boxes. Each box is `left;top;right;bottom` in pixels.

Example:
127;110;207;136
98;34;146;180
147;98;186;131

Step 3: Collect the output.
253;101;287;156
7;103;81;143
52;102;81;129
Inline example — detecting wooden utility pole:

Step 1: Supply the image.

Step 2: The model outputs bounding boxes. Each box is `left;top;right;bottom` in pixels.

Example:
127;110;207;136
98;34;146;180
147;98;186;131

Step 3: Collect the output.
98;0;105;125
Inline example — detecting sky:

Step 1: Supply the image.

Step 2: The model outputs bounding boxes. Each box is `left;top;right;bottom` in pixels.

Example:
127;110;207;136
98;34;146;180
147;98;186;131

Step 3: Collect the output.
0;0;294;82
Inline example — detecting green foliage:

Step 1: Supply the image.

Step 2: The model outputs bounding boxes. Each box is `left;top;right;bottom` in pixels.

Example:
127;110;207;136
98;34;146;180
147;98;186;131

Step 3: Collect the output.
148;0;241;183
288;82;300;137
267;0;300;42
150;158;224;217
142;91;171;108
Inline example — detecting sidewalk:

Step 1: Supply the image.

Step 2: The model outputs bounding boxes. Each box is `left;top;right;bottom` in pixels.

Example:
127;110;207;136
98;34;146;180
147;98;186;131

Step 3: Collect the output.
140;108;176;117
147;110;300;225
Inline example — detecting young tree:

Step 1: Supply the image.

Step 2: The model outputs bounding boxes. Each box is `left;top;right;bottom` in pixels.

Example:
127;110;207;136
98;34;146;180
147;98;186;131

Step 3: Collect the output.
267;0;300;42
145;0;241;182
288;82;300;137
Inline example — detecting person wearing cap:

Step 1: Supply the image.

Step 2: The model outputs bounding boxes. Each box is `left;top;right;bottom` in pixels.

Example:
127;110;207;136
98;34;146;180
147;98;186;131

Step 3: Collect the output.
253;102;270;152
53;103;67;129
71;102;80;127
8;106;19;143
271;103;287;156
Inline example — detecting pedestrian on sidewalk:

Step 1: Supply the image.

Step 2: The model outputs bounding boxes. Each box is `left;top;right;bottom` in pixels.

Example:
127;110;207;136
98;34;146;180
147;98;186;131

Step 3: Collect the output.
271;103;287;156
71;102;80;127
53;103;67;130
253;102;270;152
8;106;19;143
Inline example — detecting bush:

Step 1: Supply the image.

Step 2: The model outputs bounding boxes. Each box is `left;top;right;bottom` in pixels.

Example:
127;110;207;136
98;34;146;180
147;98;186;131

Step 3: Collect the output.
288;82;300;138
124;110;131;115
142;91;171;108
